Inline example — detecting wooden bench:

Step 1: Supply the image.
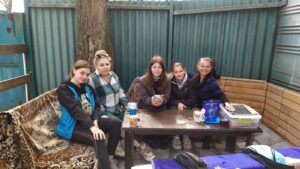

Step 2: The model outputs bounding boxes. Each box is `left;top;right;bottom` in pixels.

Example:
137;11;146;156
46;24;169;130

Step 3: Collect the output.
263;83;300;146
217;77;267;115
218;77;300;147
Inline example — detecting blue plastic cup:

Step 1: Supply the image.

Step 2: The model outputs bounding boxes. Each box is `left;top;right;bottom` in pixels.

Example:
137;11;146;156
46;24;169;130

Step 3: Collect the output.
129;109;137;116
128;102;137;115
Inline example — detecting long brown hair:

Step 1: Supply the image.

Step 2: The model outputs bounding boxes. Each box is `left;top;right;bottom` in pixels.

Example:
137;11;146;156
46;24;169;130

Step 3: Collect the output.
68;60;92;79
144;55;169;94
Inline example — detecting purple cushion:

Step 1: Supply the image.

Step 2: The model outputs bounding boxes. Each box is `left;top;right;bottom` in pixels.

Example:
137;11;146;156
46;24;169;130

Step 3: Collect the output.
200;153;264;169
152;147;300;169
152;159;184;169
277;147;300;159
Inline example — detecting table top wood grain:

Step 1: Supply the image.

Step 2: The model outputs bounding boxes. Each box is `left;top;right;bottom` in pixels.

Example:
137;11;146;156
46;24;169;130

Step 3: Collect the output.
122;109;261;133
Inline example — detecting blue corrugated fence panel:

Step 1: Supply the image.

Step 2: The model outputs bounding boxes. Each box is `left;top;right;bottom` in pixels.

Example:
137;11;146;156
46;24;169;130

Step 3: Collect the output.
0;14;27;111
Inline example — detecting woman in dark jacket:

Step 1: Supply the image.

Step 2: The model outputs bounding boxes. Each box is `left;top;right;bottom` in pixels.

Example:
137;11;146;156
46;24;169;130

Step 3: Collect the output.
190;57;233;110
168;62;196;150
169;62;196;110
190;57;234;149
56;60;121;169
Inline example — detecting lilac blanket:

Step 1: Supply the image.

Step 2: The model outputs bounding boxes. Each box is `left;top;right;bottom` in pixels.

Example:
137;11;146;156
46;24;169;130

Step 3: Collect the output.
152;147;300;169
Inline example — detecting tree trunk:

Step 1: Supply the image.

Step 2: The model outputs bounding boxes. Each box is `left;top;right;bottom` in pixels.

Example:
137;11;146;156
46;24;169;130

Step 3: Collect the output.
76;0;114;66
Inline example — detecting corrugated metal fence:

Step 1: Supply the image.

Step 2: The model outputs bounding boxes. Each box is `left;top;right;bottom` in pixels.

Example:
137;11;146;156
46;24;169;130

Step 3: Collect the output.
0;14;27;110
270;0;300;91
27;0;285;93
172;1;280;80
28;0;76;95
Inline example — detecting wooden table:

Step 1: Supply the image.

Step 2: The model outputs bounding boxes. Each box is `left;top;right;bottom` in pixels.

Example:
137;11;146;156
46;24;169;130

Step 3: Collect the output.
122;109;262;169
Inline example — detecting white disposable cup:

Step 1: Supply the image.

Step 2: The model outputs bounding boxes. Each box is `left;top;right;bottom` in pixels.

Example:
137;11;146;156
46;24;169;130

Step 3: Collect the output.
128;102;137;109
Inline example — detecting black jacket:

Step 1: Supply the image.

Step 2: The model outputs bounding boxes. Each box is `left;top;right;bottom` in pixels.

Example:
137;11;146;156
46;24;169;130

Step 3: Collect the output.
190;73;229;108
168;73;196;108
56;80;102;130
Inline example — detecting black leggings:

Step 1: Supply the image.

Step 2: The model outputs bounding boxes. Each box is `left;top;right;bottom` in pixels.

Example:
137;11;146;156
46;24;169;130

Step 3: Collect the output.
71;116;122;169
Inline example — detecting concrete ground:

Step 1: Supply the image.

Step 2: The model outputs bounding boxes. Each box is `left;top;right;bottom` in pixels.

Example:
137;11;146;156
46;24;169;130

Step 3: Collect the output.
114;123;294;169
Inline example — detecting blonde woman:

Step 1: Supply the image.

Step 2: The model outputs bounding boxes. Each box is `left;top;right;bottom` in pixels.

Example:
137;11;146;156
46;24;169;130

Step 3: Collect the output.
88;50;127;159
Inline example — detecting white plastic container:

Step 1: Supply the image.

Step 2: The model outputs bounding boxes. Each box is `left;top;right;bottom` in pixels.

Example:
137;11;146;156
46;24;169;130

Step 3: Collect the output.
219;104;262;128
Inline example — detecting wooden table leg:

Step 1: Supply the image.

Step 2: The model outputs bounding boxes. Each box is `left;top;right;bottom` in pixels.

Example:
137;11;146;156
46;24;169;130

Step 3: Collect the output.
225;136;236;152
246;133;254;147
202;136;212;149
125;131;134;169
0;160;5;169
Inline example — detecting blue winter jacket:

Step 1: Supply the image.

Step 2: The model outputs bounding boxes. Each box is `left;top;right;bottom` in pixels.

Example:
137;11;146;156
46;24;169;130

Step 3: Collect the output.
55;85;95;139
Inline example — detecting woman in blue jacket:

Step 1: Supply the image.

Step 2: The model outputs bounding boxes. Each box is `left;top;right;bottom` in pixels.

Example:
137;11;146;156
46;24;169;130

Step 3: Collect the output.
55;60;121;169
190;57;233;110
190;57;234;149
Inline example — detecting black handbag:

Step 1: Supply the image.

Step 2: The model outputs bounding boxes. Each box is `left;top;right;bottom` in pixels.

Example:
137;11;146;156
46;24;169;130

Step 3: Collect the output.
241;147;294;169
174;152;207;169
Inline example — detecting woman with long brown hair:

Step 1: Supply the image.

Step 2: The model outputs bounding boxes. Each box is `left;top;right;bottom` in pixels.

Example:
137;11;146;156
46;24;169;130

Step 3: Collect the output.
128;55;171;153
135;55;171;110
